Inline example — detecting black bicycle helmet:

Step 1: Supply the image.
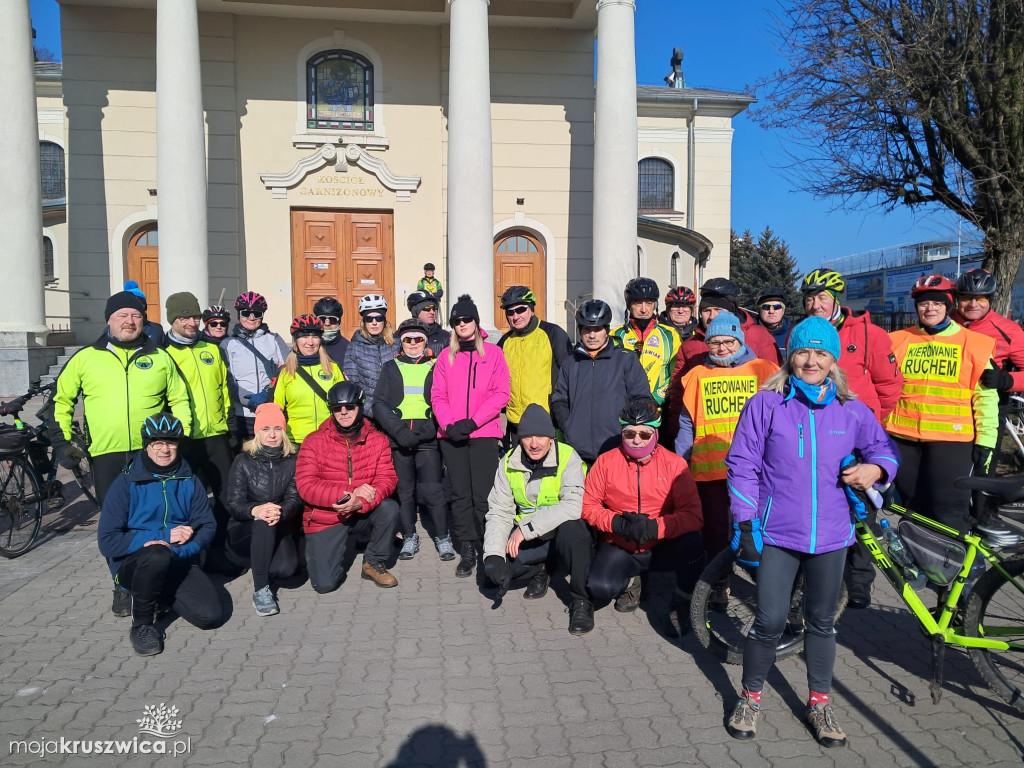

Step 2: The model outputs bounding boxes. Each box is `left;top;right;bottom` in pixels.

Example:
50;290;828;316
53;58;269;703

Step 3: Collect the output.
500;286;537;309
327;381;365;408
202;305;230;323
700;277;741;300
575;299;613;328
956;268;997;297
313;296;344;318
618;398;662;428
396;318;428;338
406;290;437;313
141;413;185;444
624;277;660;305
756;286;788;305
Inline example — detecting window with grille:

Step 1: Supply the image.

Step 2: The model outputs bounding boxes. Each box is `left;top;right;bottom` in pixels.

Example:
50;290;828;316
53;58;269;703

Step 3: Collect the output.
638;157;673;210
40;141;65;201
42;236;55;282
307;50;373;131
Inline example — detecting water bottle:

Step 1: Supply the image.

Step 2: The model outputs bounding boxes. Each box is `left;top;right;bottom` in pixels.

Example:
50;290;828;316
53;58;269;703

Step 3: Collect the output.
879;519;926;589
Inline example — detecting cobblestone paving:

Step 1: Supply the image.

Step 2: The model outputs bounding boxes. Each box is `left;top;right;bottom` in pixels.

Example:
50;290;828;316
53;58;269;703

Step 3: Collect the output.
1;515;1023;767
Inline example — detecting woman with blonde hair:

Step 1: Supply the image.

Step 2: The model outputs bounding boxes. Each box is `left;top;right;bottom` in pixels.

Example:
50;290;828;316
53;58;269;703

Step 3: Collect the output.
343;294;401;414
273;314;344;445
225;403;302;617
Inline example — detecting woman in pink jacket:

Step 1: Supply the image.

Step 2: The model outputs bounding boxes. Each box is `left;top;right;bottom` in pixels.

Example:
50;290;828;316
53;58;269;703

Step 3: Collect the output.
429;295;511;578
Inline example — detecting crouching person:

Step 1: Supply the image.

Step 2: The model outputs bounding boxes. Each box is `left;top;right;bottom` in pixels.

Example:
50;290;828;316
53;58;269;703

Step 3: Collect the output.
97;414;225;656
483;404;594;635
295;382;400;592
582;399;704;617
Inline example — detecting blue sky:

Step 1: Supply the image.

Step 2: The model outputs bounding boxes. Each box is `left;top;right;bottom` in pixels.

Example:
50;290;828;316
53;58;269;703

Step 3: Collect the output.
29;0;971;272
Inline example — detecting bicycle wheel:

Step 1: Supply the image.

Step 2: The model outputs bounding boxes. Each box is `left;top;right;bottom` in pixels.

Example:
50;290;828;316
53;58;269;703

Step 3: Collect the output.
69;435;97;507
690;548;847;665
965;556;1024;714
0;456;44;558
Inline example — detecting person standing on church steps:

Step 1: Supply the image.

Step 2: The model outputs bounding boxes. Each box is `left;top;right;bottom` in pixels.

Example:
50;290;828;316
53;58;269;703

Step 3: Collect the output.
417;262;444;301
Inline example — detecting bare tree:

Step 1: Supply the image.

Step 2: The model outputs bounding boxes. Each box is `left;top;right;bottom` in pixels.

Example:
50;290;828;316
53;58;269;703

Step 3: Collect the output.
756;0;1024;313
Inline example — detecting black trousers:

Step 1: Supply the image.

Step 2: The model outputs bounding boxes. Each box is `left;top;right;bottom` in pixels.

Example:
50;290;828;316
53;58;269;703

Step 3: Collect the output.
439;438;500;545
893;437;974;533
304;498;400;593
182;435;234;548
392;447;449;538
116;545;224;629
587;531;705;603
93;451;134;505
506;519;594;602
225;518;300;591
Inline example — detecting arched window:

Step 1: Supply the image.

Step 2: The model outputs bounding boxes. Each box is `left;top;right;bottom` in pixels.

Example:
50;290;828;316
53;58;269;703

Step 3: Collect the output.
638;157;673;210
40;141;65;201
42;236;55;282
306;50;374;131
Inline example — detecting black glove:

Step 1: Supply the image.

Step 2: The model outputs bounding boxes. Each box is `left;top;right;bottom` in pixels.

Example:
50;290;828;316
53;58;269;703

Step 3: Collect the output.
613;512;659;545
483;555;511;590
56;441;87;470
981;366;1014;392
412;423;436;441
446;419;478;441
973;445;994;475
731;520;763;567
395;430;419;450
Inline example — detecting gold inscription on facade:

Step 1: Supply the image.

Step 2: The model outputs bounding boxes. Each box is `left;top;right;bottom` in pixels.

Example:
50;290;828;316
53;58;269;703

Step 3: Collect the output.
300;174;386;198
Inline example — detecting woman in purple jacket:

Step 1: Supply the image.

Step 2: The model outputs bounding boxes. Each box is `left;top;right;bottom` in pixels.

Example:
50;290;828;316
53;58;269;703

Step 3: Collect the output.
724;317;898;748
429;295;511;578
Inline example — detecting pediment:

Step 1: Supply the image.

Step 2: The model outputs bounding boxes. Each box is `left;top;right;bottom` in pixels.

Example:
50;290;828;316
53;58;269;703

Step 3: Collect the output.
260;143;420;201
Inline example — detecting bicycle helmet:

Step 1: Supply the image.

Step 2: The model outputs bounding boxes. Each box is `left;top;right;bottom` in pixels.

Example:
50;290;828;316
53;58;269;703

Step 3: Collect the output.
358;294;388;316
801;269;845;295
234;291;268;313
618;398;662;428
313;296;344;318
665;286;696;306
624;277;660;305
327;381;365;408
756;286;788;306
406;290;438;315
575;299;613;328
396;318;428;339
956;268;997;297
500;286;537;309
202;305;230;323
289;314;323;338
700;277;741;300
141;413;185;444
911;274;956;305
423;262;436;271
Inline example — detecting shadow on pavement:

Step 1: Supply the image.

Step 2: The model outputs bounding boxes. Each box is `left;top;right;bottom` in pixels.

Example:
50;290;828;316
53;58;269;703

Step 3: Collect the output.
384;724;487;767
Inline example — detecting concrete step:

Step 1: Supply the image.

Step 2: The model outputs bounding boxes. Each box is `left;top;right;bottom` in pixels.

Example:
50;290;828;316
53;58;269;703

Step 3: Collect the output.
40;346;83;388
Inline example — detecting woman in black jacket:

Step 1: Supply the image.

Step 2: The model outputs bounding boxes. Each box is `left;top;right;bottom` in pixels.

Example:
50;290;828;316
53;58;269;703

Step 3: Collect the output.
225;403;302;616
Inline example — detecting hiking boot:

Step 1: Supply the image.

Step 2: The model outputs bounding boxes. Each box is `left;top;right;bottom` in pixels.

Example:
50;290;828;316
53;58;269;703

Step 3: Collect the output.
977;519;1023;549
726;694;759;740
708;582;729;613
398;532;420;560
523;569;550;599
361;560;398;588
846;583;871;609
435;536;456;561
805;703;847;748
112;588;132;618
614;575;642;613
455;542;476;578
252;586;279;617
129;624;163;657
567;599;595;636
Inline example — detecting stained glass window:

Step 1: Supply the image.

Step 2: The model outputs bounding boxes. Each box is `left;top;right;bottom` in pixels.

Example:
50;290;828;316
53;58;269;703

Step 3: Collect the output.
307;50;373;132
638;157;673;210
40;141;65;201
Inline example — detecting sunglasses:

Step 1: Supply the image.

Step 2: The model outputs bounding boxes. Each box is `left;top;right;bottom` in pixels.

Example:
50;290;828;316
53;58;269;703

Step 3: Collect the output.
240;310;264;319
330;404;359;413
505;305;530;316
363;315;386;324
206;320;228;329
316;315;340;324
759;303;784;311
622;429;655;441
453;316;475;326
402;335;427;344
419;305;437;312
958;296;990;304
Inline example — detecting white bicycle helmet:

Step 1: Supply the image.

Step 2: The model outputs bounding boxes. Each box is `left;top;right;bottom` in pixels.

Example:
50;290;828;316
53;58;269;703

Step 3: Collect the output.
358;294;388;316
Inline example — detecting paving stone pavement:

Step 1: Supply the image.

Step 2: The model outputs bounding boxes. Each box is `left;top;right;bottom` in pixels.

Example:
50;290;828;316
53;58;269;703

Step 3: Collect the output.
1;515;1023;768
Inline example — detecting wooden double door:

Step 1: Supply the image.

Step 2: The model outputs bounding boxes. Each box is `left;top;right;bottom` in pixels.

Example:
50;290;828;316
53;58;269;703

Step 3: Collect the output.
493;230;546;333
291;210;395;338
126;225;161;323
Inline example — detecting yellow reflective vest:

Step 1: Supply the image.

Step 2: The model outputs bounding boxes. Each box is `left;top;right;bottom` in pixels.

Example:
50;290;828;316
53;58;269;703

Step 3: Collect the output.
611;321;681;404
396;359;433;420
164;339;230;439
505;441;574;522
273;361;345;444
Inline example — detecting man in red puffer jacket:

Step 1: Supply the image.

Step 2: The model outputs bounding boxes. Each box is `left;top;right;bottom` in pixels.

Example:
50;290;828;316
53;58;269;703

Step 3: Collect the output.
295;381;399;592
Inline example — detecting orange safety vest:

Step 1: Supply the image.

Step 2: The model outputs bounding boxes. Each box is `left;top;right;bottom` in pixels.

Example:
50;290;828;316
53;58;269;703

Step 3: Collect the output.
885;324;995;443
679;358;779;481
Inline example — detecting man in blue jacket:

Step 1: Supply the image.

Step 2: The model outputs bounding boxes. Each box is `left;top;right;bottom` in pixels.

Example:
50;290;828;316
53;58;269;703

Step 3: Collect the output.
97;414;225;656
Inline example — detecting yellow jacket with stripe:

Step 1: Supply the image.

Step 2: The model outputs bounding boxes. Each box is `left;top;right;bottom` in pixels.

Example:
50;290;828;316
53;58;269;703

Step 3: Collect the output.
497;317;572;423
53;335;192;457
273;360;345;444
163;338;230;439
611;320;681;404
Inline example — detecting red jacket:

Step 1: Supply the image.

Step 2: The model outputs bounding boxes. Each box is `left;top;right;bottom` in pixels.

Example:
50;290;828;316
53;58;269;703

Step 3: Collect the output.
295;419;398;533
831;308;904;421
582;444;703;553
953;308;1024;392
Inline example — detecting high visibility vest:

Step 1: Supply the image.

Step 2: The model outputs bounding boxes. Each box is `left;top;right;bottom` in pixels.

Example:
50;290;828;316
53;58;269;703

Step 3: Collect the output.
611;322;681;404
396;359;433;420
885;324;995;443
679;358;779;481
504;441;573;522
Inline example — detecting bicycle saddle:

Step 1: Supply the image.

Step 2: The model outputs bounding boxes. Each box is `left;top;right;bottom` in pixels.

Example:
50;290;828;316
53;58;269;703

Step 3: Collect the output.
953;475;1024;503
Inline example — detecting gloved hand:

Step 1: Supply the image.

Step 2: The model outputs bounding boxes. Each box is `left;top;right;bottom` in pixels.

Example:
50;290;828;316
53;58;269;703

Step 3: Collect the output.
247;389;270;409
483;555;511;590
973;445;994;475
613;512;659;545
446;419;478;441
56;441;87;470
981;366;1015;392
412;423;436;441
840;454;868;521
731;520;763;567
395;430;419;450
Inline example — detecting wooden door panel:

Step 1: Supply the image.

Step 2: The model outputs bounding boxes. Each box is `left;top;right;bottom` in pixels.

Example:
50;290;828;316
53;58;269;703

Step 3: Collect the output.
493;231;545;332
127;226;160;323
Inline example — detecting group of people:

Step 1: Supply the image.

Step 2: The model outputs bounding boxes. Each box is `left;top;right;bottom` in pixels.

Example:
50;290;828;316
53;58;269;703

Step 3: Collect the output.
43;261;1024;749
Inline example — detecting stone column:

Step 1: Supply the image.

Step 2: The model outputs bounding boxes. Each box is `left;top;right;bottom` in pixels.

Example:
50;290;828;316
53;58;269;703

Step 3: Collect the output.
592;0;638;321
156;0;209;311
446;0;495;330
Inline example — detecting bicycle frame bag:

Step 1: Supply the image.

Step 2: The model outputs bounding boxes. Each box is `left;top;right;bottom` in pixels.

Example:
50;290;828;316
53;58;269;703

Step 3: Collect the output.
897;520;966;587
0;425;30;454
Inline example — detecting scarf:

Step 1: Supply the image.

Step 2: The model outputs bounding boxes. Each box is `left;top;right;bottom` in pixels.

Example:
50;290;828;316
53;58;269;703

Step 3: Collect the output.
621;430;659;460
708;344;753;367
923;317;952;335
167;329;200;346
140;450;183;477
255;444;284;461
296;352;321;367
785;374;837;407
322;329;340;342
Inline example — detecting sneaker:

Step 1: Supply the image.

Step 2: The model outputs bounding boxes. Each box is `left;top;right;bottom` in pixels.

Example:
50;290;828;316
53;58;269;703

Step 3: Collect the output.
455;542;476;578
708;582;729;613
726;694;759;740
846;583;871;609
523;569;550;599
805;703;847;748
252;586;279;617
112;588;132;618
361;560;398;588
614;575;642;613
567;598;595;636
129;624;163;657
398;532;420;560
435;536;456;561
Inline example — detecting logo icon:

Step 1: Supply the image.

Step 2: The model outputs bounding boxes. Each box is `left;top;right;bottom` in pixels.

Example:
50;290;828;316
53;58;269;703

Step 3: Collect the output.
199;351;215;366
135;356;153;370
318;370;331;380
137;703;183;739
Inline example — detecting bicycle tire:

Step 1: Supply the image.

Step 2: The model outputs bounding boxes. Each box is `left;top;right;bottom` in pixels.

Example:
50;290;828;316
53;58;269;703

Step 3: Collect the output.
69;435;97;507
0;456;44;558
964;555;1024;714
690;548;848;665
